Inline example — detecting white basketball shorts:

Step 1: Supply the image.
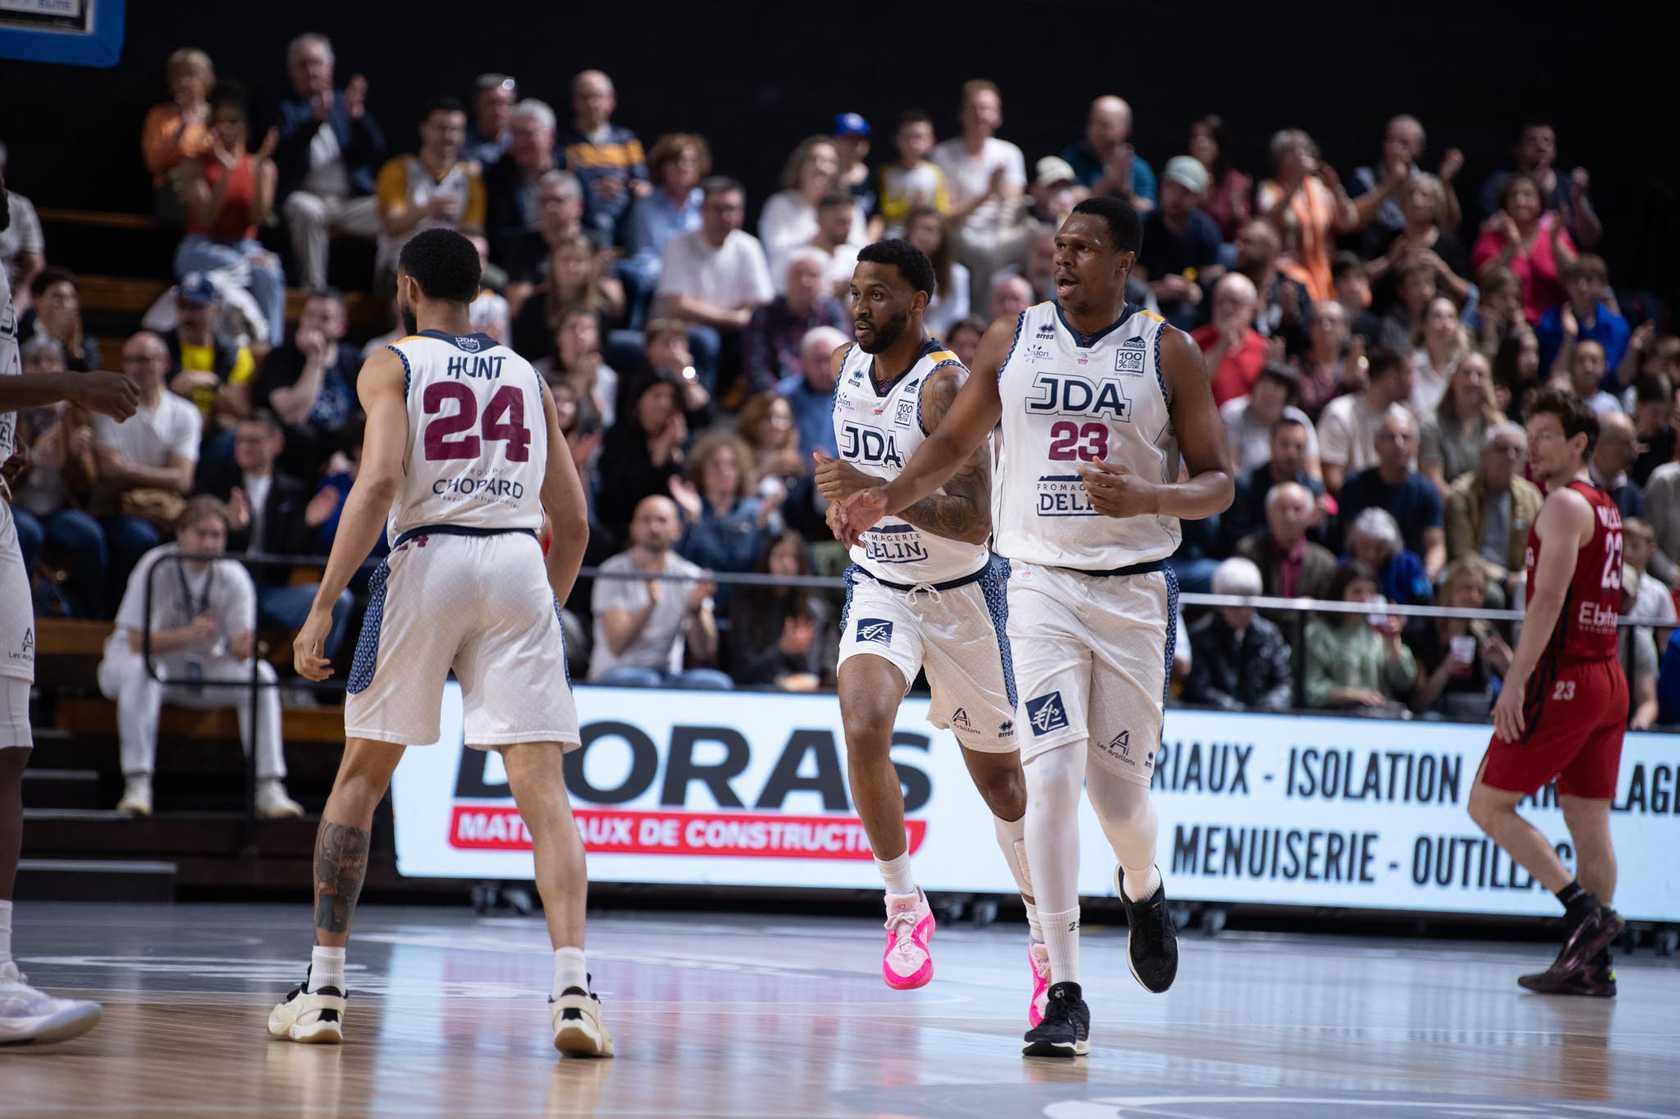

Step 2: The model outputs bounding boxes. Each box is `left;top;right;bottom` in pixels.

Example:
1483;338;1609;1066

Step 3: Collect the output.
344;528;579;750
1005;559;1178;785
837;556;1018;753
0;501;35;748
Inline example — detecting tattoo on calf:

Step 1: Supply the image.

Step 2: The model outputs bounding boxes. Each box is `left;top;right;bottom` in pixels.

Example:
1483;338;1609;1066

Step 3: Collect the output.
313;821;371;934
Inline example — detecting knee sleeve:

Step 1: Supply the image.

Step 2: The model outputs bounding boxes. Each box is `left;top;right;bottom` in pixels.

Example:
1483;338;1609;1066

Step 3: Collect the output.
1023;741;1085;914
1086;762;1159;874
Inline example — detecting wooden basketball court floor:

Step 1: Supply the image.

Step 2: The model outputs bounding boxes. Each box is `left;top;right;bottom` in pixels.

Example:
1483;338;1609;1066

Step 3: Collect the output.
3;902;1677;1118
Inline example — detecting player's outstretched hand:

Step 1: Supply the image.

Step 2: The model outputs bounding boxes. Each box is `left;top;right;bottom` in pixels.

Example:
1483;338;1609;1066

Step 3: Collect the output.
812;451;874;502
1491;675;1526;743
1079;460;1159;518
70;371;140;421
840;488;888;549
293;604;335;682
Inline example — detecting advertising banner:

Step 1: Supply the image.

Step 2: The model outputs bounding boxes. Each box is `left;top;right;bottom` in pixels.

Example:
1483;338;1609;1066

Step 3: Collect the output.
390;685;1680;920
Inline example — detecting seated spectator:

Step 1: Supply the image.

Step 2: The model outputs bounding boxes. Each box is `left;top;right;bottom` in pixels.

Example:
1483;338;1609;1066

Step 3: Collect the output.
807;192;865;300
9;337;103;615
1296;298;1356;421
1184;557;1294;711
1478;122;1601;252
743;249;849;394
1221;364;1319;479
1223;415;1328;551
1236;481;1337;601
1187;114;1251;242
140;48;215;223
484;100;562;272
1438;416;1538;601
1349;115;1463;255
727;530;837;691
1491;323;1542;417
946;316;987;368
672;430;778;580
597;372;691;541
1630;373;1674;489
988;273;1035;325
1018;222;1059;303
374;96;484;281
1233;220;1310;357
0;145;44;317
1139;155;1221;330
500;170;586;311
463;73;515;166
1026;157;1084;232
622;133;708;322
511;233;626;359
1469;264;1524;358
877;110;948;239
274;33;386;290
737;389;806;483
559;70;650;244
1303;560;1416;715
780;325;847;461
252;290;360;479
96;497;302;818
1621;329;1680;404
759;137;863;286
1257;129;1358;302
833;113;874;219
655;176;775;392
1562;340;1619;415
1471;174;1577;326
905;207;970;337
1191;272;1267;406
1373;259;1438;348
1420;351;1498;493
19;267;98;371
1591;411;1643;521
639;318;714;421
1409;559;1511;720
1367;172;1471;309
1410;296;1469;417
1619;571;1660;731
1659;629;1680;726
1337;407;1444;575
1317;346;1413;492
1346;506;1433;608
175;84;284;347
1540;256;1630;387
164;276;254;462
1060;95;1155;211
1335;252;1392;352
92;331;200;601
932;80;1029;303
588;495;730;689
199;411;353;654
533;305;618;431
1622;520;1676;656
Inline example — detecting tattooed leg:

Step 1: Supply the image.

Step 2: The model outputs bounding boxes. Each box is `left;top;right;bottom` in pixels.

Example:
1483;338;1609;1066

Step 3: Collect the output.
312;739;404;947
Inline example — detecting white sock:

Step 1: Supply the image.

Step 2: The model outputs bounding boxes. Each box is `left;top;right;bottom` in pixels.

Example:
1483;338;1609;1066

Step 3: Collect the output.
0;899;12;965
874;851;915;897
990;813;1042;941
552;946;588;998
1041;906;1081;986
1122;864;1162;902
309;945;346;992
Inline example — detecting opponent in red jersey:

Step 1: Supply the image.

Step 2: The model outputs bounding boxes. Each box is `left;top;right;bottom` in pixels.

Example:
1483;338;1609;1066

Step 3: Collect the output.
1469;387;1627;997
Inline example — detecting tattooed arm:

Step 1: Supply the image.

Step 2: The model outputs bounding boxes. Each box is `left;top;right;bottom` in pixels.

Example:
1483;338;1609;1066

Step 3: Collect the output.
893;365;992;545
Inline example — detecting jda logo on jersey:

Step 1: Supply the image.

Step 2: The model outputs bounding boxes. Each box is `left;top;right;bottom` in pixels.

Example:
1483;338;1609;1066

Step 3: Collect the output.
1024;372;1132;422
856;618;894;645
838;422;904;468
1025;692;1069;736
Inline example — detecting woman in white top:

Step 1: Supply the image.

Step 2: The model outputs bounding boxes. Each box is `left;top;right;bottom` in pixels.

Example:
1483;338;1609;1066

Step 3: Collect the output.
1410;295;1467;417
758;136;865;284
904;206;970;339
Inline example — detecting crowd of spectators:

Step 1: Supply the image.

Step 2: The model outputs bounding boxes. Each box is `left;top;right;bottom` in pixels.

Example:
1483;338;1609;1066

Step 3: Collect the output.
5;34;1678;736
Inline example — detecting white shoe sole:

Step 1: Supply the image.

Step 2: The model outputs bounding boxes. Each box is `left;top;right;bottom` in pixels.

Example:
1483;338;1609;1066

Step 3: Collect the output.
0;1001;102;1045
267;992;346;1044
1021;1036;1089;1058
551;995;614;1058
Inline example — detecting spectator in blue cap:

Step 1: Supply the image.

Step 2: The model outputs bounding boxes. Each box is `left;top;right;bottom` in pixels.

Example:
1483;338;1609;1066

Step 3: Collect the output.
832;112;875;231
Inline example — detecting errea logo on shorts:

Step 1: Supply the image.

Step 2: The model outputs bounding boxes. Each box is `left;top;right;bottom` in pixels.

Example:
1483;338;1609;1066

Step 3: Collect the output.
856;618;893;645
1025;692;1069;736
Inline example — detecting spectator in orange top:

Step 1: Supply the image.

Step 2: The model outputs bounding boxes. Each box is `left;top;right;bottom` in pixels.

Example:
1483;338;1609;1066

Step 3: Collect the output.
1257;129;1358;302
141;48;215;222
374;97;486;281
1192;272;1268;406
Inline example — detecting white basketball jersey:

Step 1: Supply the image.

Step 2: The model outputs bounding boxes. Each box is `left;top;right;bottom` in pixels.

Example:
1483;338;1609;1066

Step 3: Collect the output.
385;330;547;541
833;338;989;584
0;269;19;464
994;301;1180;569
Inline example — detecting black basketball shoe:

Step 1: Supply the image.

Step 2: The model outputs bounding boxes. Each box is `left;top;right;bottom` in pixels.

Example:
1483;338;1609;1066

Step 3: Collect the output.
1022;981;1090;1057
1520;948;1618;998
1117;866;1179;993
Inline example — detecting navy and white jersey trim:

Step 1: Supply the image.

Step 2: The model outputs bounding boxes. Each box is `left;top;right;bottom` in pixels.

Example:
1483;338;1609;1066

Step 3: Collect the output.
1154;323;1168;402
418;329;500;352
1160;566;1179;710
385;343;412;396
346;558;392;694
997;311;1025;382
1055;302;1137;349
979;555;1018;707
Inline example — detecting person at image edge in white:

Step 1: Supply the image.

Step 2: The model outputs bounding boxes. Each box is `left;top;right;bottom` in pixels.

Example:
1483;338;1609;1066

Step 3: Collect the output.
808;238;1043;1024
0;170;139;1043
266;228;611;1057
821;195;1234;1058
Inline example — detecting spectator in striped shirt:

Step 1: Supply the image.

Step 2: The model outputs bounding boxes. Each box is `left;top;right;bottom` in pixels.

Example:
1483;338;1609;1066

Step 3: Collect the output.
560;70;650;245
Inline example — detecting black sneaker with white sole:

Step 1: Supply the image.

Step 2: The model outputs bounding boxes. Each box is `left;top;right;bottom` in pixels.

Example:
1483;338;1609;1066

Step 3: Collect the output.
1117;866;1178;993
1021;981;1089;1058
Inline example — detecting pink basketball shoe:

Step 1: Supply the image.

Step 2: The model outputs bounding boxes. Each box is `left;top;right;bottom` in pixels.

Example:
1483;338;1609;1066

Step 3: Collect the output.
1028;942;1051;1027
882;890;936;990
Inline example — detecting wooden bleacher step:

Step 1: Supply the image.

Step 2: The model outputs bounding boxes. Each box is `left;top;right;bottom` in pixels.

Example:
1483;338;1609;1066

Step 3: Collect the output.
15;857;177;903
21;767;101;810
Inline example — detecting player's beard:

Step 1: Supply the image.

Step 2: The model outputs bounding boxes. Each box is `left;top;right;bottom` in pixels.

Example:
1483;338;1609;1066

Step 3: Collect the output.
400;296;418;336
858;307;910;354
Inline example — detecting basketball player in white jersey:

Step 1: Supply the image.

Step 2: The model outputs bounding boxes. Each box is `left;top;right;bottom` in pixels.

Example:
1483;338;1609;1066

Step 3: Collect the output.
266;229;611;1057
811;240;1042;1021
0;172;137;1043
834;197;1233;1057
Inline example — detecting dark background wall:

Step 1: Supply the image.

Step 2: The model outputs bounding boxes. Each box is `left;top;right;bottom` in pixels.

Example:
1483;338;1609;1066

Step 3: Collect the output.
4;0;1671;304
